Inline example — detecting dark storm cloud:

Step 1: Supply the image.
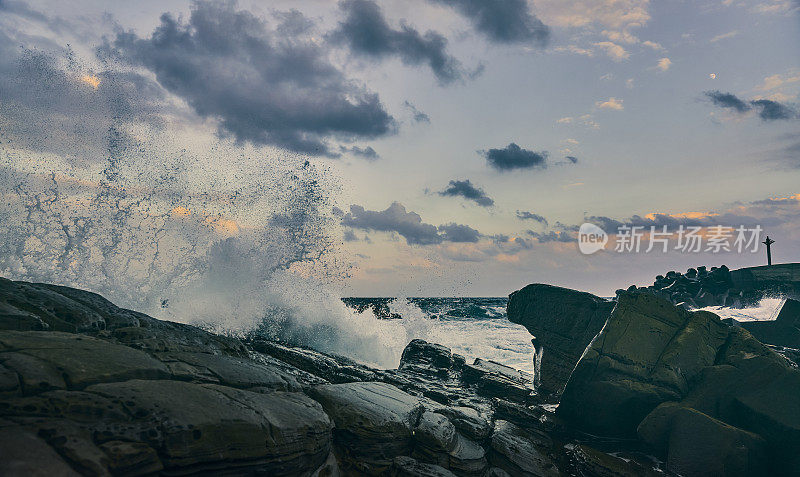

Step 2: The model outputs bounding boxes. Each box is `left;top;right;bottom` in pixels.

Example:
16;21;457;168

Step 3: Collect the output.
429;0;549;45
438;223;481;242
403;101;431;123
342;202;443;245
750;99;796;121
705;91;797;122
525;230;574;243
515;211;547;225
483;143;548;171
705;90;751;113
343;229;359;241
341;202;483;245
103;1;395;157
341;145;380;160
439;179;494;207
331;0;467;85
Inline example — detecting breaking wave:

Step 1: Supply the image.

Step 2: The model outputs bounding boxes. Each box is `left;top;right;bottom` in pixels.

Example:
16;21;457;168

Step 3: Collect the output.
0;92;427;368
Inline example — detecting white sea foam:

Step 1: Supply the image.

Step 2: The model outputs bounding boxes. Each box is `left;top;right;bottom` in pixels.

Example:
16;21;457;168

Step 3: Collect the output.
699;297;785;322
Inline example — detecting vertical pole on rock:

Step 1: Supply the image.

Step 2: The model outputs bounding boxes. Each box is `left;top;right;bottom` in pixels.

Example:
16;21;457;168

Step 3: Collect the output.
762;236;774;266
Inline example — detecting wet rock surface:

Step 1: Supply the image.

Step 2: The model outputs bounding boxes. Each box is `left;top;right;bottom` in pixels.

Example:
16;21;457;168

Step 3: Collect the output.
0;277;666;476
4;276;797;476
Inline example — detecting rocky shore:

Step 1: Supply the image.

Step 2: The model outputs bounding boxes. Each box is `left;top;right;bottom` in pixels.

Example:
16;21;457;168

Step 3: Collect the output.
1;276;798;476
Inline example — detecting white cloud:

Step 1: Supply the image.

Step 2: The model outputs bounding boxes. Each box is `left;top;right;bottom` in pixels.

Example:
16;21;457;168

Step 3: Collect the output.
751;0;799;14
536;0;651;30
710;30;740;43
642;40;664;50
579;114;600;129
756;71;800;91
593;41;630;61
601;29;639;44
595;97;624;110
553;45;594;57
656;57;672;71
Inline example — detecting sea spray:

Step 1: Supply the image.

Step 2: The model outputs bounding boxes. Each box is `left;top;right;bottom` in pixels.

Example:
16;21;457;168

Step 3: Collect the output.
0;61;426;368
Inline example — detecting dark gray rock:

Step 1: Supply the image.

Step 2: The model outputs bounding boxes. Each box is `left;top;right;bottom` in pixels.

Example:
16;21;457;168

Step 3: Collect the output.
559;291;800;475
736;297;800;349
0;331;171;390
506;284;615;397
307;381;423;475
638;402;766;476
87;380;332;473
391;456;458;477
488;420;559;477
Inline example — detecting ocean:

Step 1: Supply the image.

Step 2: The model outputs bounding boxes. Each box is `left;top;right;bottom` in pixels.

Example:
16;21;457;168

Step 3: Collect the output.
340;296;788;374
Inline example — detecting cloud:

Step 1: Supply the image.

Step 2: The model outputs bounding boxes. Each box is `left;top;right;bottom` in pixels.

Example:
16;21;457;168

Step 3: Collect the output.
642;40;664;50
331;0;467;85
343;229;359;241
565;155;579;164
516;211;548;225
705;90;798;121
710;30;740;43
536;0;651;30
439;179;494;207
656;57;671;71
483;143;549;171
341;202;483;245
341;145;380;160
403;101;431;123
751;99;796;121
103;1;395;157
595;97;624;110
592;41;630;61
757;71;800;92
704;90;752;113
526;230;574;242
429;0;549;46
438;223;481;242
342;202;442;245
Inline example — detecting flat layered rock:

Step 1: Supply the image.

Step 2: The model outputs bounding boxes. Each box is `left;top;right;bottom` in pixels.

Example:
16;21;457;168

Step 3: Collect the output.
0;331;170;391
87;379;331;473
153;351;300;391
307;381;423;474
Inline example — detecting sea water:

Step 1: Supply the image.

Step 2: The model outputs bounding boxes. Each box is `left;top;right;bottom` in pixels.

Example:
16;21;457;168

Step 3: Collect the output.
336;295;788;374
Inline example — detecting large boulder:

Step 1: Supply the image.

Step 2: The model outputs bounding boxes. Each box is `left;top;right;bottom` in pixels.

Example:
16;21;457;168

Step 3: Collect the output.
557;292;732;437
735;297;800;349
558;291;800;475
506;284;615;397
638;402;766;476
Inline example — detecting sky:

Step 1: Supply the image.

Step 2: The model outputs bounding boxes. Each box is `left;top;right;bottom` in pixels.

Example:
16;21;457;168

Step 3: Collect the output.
0;0;799;298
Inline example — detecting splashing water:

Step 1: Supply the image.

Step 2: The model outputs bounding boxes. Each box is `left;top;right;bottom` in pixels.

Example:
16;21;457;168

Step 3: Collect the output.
699;296;786;322
0;45;435;368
